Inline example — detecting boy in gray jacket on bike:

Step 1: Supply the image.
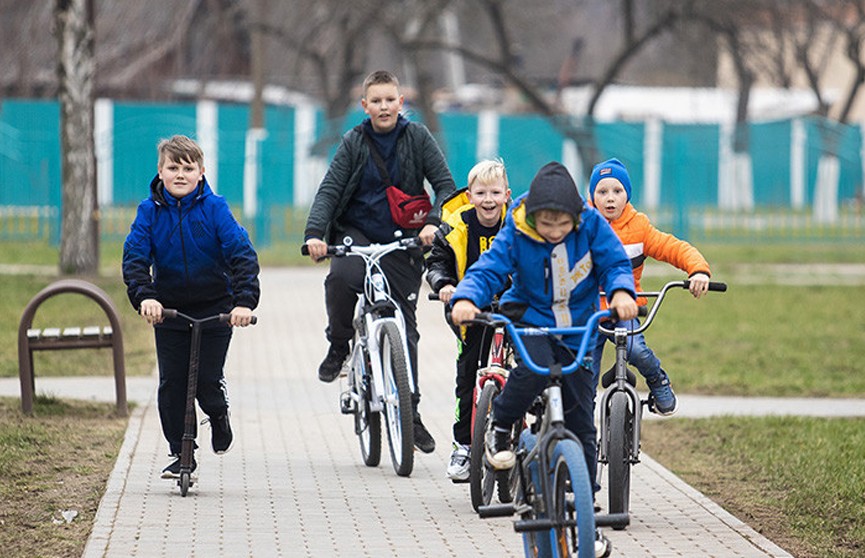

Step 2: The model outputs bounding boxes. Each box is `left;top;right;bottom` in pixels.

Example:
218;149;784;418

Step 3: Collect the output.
304;70;456;453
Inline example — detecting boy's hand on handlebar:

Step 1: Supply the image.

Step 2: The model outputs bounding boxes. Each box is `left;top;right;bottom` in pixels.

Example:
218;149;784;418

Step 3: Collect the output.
139;298;164;325
229;306;254;327
418;224;437;246
609;291;638;321
451;299;480;325
688;273;710;298
305;238;328;262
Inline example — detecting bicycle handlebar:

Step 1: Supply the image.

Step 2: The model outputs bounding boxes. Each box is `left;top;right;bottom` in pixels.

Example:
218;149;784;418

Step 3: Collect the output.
163;309;258;325
470;309;612;377
598;279;726;335
301;236;427;258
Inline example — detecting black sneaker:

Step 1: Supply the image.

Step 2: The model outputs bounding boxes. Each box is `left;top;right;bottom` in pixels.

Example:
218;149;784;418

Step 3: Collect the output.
161;455;197;479
413;415;436;453
485;426;515;470
318;343;349;383
209;413;233;454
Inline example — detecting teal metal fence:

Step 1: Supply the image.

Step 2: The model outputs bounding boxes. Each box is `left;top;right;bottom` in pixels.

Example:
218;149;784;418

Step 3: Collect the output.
2;98;863;246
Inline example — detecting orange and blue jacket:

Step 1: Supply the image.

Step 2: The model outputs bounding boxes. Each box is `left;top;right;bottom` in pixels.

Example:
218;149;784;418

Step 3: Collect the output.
601;203;710;307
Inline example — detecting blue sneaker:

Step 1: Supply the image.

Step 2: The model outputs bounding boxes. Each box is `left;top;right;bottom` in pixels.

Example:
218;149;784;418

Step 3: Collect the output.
646;372;678;416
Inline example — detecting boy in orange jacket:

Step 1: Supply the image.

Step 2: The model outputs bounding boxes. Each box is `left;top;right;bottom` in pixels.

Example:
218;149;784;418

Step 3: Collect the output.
588;158;710;415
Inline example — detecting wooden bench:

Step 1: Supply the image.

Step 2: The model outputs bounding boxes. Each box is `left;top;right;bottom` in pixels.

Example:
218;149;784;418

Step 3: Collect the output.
17;279;127;416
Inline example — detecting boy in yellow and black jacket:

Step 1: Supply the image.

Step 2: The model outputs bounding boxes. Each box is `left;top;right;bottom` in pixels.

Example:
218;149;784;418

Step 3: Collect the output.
426;159;510;482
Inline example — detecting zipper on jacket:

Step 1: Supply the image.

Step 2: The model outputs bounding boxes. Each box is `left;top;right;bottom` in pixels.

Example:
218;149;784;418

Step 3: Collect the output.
176;200;191;287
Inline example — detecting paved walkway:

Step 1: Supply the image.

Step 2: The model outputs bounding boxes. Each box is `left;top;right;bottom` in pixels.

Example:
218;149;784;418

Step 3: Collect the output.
11;267;865;557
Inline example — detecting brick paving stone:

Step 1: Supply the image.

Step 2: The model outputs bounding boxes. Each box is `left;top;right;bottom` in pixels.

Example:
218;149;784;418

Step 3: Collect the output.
70;267;794;558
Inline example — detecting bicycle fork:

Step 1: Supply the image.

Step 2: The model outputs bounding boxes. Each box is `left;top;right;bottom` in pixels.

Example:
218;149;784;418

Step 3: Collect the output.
597;328;642;465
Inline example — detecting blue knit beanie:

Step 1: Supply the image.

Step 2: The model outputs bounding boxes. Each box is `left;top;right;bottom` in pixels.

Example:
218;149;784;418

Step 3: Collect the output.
588;158;632;201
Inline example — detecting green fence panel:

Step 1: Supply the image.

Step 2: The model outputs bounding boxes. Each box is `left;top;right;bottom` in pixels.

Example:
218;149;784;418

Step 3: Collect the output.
112;102;197;206
0;99;61;207
804;117;862;205
591;122;645;204
498;115;565;197
214;104;248;205
438;112;478;189
261;105;296;206
750;120;792;206
661;123;718;207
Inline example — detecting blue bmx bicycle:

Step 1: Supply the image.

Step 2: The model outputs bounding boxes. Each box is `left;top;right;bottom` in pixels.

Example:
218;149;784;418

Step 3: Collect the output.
475;309;628;558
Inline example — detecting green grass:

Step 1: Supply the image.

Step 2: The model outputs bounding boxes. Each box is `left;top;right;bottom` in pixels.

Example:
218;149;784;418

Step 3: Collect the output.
643;416;865;558
0;273;154;379
0;396;127;558
2;238;865;556
700;241;865;264
595;277;865;398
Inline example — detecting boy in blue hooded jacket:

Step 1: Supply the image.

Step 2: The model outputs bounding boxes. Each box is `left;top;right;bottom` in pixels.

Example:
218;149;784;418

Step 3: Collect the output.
450;161;637;495
123;135;260;479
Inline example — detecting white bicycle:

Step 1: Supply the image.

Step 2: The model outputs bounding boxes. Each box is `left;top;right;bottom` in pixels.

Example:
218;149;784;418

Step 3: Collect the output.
305;236;421;476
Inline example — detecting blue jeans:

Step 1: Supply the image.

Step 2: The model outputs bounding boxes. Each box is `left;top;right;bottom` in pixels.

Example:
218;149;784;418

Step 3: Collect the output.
591;318;663;382
492;334;600;493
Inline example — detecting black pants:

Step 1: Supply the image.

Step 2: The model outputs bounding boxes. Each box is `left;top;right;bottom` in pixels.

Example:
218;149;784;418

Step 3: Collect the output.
492;334;600;493
155;325;233;455
452;325;493;446
324;226;424;410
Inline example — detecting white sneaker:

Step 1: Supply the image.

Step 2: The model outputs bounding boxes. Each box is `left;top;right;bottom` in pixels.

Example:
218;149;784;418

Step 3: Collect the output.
595;528;611;557
446;443;471;481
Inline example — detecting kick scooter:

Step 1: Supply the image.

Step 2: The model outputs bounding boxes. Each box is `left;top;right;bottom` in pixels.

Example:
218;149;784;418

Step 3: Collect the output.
162;309;257;496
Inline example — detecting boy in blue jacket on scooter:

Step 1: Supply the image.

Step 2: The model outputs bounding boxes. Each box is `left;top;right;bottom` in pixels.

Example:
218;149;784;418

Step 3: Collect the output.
123;135;260;479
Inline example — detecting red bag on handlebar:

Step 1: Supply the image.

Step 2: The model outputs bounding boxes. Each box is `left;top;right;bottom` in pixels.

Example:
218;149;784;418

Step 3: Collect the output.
361;126;432;229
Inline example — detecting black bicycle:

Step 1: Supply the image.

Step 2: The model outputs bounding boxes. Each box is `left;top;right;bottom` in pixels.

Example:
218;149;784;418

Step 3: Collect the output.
596;279;726;522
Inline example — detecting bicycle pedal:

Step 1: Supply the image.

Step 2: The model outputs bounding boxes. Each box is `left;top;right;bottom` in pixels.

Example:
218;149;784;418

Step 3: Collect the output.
477;502;516;518
339;392;354;414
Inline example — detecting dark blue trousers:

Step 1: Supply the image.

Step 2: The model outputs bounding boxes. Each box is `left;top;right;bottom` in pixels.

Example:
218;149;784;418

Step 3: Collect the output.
492;334;600;493
155;325;233;455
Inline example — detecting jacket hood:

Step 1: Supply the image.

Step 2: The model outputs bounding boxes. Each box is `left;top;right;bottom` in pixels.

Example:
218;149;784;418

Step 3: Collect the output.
361;113;409;138
441;187;509;228
525;161;584;220
511;193;580;243
150;174;212;206
440;187;471;222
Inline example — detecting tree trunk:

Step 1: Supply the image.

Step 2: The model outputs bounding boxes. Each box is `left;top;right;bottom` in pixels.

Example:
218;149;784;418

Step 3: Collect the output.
56;0;98;274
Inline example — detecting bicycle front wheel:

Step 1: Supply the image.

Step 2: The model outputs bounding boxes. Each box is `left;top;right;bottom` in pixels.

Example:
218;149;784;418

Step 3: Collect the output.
380;321;414;477
607;390;632;519
352;349;381;467
470;381;499;511
550;440;597;558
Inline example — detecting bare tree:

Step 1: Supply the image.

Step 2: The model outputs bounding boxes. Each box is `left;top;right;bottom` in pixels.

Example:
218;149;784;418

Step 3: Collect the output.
406;0;691;172
56;0;98;274
255;1;379;155
742;0;865;221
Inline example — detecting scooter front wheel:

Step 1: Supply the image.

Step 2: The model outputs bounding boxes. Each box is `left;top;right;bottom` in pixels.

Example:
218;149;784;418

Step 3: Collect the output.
179;472;191;496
